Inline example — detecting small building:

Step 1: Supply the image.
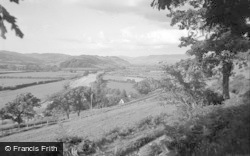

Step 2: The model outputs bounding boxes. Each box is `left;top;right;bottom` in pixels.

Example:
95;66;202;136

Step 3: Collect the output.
119;99;125;104
118;98;129;105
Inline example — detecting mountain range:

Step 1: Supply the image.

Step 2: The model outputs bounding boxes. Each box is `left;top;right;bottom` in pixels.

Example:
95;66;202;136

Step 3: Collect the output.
0;51;130;69
0;50;189;69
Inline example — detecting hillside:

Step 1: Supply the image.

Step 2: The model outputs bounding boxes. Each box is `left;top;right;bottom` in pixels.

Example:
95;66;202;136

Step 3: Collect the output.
59;55;131;69
0;50;42;65
26;53;72;65
0;92;176;142
0;51;130;70
120;54;190;65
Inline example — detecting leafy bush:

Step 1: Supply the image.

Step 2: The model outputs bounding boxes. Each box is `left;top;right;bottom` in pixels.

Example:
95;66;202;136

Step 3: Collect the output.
230;75;250;95
134;78;161;94
203;89;224;105
165;102;250;156
241;90;250;104
56;136;82;145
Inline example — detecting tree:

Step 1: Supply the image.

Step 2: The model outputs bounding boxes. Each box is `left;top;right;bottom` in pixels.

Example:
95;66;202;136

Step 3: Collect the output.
69;86;90;116
134;78;161;94
47;86;94;118
0;0;23;39
91;73;107;107
0;108;6;124
151;0;250;99
83;87;94;109
47;91;72;119
134;80;151;94
121;89;128;99
162;59;214;120
0;93;40;126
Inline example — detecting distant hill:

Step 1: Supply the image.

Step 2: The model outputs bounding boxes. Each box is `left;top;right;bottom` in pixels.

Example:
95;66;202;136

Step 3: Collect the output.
119;54;190;65
0;51;189;69
26;53;72;65
0;51;42;65
60;55;131;69
0;51;130;70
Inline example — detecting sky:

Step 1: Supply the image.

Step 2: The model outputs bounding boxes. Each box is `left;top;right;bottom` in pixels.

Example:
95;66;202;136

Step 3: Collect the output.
0;0;189;57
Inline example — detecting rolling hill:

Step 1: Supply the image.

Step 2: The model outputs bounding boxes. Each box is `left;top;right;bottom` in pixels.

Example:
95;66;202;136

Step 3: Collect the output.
0;51;42;65
59;55;131;69
0;51;131;69
26;53;72;65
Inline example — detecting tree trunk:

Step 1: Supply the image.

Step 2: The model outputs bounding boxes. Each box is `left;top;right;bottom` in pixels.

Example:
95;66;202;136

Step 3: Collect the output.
17;114;22;129
222;61;232;99
66;111;70;119
222;72;230;99
90;93;93;110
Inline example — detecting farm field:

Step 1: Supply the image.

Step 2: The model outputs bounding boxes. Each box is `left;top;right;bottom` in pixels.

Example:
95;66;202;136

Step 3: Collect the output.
103;75;143;82
0;94;176;142
0;78;52;87
0;71;25;74
0;71;81;79
107;81;138;94
0;72;98;108
0;80;69;108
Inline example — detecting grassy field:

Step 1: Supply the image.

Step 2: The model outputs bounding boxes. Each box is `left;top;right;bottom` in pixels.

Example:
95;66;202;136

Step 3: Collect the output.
0;71;98;108
106;66;163;80
107;81;138;94
0;71;81;79
103;75;143;82
0;94;175;142
0;78;53;87
0;72;98;108
0;80;69;108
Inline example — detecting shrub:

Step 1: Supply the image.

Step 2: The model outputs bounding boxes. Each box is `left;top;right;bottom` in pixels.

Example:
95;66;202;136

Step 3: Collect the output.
165;101;250;156
77;139;96;155
241;90;250;104
203;89;224;105
134;78;161;94
230;76;250;95
56;136;82;145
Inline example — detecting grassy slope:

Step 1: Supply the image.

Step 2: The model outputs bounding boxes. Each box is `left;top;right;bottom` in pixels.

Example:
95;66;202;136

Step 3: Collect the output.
87;97;250;156
0;94;176;142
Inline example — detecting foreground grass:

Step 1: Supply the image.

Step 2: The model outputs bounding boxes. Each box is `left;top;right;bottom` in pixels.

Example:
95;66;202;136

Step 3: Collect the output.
0;94;175;142
58;91;250;156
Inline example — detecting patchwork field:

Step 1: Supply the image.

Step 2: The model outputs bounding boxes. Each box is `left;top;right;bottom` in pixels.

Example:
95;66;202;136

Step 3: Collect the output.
0;71;81;79
0;93;176;142
107;81;138;94
0;80;69;108
0;78;52;87
0;72;99;108
103;75;143;82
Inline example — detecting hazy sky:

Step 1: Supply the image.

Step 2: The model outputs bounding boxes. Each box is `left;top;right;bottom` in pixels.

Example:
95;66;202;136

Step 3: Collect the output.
0;0;189;57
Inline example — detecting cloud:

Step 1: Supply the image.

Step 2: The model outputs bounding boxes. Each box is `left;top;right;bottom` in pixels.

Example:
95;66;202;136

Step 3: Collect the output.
120;27;187;45
71;27;188;56
71;0;170;22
